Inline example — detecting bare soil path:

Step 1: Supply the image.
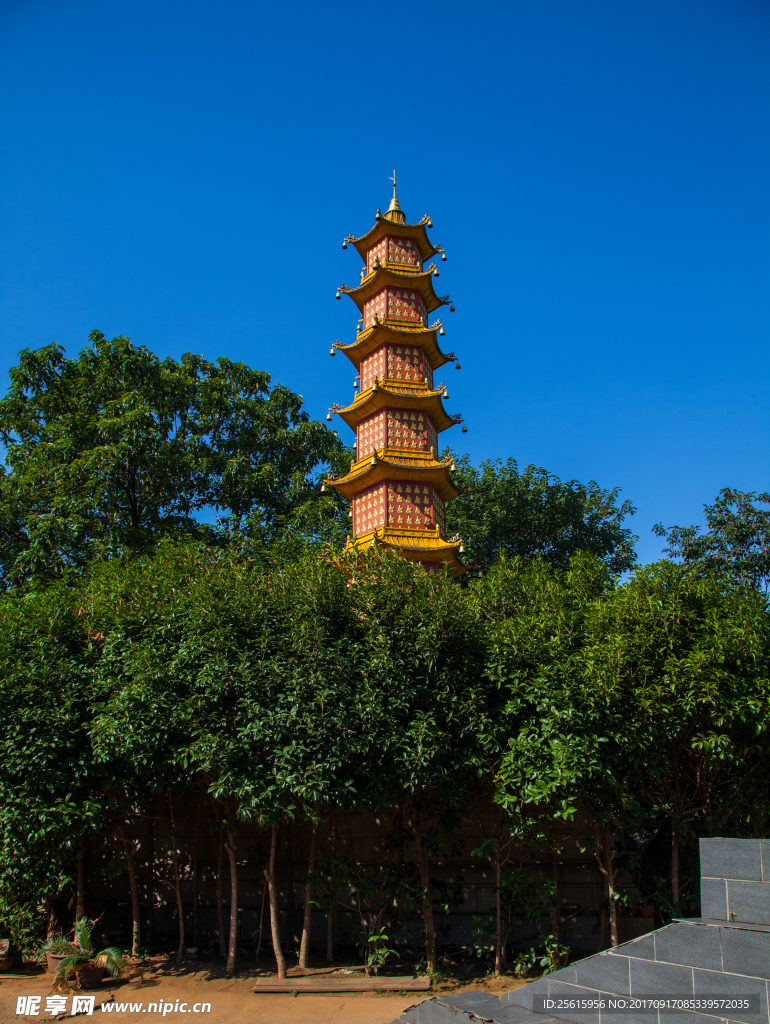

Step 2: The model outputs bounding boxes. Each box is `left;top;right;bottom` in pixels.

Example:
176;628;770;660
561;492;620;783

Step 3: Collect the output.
0;958;528;1024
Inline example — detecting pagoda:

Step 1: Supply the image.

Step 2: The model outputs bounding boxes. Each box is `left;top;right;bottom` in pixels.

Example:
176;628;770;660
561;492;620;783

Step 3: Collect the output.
324;178;468;576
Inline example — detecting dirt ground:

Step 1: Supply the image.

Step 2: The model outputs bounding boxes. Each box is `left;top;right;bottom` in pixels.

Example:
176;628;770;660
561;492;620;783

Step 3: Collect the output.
0;959;529;1024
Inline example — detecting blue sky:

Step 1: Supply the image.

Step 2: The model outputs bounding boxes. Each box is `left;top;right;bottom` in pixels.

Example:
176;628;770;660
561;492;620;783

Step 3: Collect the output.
1;0;768;564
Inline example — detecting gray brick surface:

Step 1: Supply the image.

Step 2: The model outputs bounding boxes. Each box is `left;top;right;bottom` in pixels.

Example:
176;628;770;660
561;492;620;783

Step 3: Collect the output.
505;978;550;1008
701;879;728;921
622;934;657;962
544;980;601;1024
727;881;770;926
693;968;768;1024
720;925;770;980
654;923;722;971
573;954;631;995
762;842;770;883
630;959;695;997
700;840;762;883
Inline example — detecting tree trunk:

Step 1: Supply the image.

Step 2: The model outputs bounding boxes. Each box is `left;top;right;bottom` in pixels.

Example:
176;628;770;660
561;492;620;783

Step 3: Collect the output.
75;853;85;922
192;797;203;947
264;826;286;978
494;846;502;977
326;815;336;963
216;827;225;960
167;791;185;960
46;900;56;939
593;823;618;948
299;824;319;970
255;877;267;963
550;850;561;943
118;827;141;955
671;819;680;907
415;837;436;973
284;825;294;950
146;806;154;945
224;831;238;975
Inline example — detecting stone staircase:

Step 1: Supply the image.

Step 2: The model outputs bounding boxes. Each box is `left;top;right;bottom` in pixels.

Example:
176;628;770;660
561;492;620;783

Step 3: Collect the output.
394;838;770;1024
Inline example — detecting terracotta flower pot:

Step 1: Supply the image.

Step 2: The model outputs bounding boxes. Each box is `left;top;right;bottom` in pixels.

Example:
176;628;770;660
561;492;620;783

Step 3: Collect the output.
77;965;106;989
640;903;655;918
46;953;70;975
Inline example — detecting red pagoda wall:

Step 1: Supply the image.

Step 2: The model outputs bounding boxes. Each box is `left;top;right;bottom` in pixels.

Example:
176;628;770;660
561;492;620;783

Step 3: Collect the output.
352;482;387;535
355;407;438;460
386;408;437;452
363;288;427;329
365;235;422;274
386;481;445;532
360;344;434;389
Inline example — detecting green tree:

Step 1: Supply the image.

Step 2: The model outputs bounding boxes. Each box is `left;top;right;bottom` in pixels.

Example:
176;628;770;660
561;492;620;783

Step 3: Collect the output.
0;332;349;587
655;488;770;593
446;456;637;576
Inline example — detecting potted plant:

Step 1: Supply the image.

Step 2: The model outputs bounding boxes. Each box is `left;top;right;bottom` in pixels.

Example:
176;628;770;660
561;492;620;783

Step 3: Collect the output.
38;934;79;974
56;917;124;990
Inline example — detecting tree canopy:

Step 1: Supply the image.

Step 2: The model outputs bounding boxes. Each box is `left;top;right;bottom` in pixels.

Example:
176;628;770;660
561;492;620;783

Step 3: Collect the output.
446;455;637;577
654;488;770;593
0;332;350;587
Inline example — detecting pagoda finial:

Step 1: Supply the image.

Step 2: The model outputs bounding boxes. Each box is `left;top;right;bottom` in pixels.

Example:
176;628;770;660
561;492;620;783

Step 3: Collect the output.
384;169;406;224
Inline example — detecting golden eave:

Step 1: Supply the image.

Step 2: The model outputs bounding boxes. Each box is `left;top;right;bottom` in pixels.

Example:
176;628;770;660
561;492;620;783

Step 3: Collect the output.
327;451;460;502
347;528;468;577
332;382;458;433
341;268;448;315
346;217;437;264
334;323;452;371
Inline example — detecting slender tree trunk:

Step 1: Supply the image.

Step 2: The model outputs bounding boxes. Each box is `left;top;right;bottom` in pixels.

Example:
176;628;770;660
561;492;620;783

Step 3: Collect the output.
75;853;85;922
264;826;286;978
224;831;238;975
255;878;267;963
671;818;680;907
118;827;141;956
285;825;294;950
494;846;502;977
46;900;56;939
146;806;154;945
192;797;203;947
216;828;225;960
167;791;185;960
550;850;561;943
593;824;618;948
299;824;319;970
326;816;336;963
415;836;436;973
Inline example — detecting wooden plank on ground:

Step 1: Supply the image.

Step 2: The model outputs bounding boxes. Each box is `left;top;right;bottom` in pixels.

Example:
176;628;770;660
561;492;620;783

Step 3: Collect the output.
253;975;431;993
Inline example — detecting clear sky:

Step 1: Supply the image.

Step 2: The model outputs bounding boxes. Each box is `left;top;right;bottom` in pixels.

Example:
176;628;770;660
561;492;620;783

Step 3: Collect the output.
1;0;768;565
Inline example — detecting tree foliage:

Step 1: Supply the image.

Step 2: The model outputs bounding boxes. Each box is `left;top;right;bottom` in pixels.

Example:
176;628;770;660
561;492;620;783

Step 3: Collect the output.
0;332;350;587
655;488;770;593
446;455;637;577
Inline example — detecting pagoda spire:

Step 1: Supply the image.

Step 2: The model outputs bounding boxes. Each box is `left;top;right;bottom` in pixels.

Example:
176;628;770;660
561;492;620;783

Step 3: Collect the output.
325;179;467;576
384;169;405;224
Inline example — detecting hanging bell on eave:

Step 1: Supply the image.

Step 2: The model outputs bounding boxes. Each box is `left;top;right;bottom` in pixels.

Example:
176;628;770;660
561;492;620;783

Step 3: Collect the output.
326;412;332;421
455;361;461;370
335;290;341;300
449;303;455;313
433;268;439;277
462;424;468;433
342;240;348;249
439;326;445;336
321;483;327;492
441;253;447;261
329;347;336;356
